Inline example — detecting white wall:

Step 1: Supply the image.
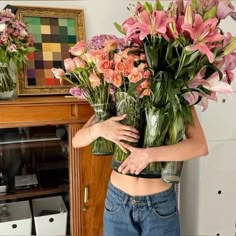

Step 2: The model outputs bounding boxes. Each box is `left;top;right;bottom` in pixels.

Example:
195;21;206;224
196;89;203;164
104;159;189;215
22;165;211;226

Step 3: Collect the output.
0;0;134;40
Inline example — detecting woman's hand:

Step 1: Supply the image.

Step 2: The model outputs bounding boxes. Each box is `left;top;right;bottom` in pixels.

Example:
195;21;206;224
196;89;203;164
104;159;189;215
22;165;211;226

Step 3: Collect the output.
93;114;139;152
117;143;151;175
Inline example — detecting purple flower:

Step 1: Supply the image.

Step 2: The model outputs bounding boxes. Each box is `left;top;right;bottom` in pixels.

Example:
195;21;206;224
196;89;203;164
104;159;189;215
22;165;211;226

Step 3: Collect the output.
87;34;125;50
69;87;85;99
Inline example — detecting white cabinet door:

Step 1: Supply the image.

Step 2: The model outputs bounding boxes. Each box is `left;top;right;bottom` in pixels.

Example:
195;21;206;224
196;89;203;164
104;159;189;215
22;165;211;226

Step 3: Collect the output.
181;140;236;236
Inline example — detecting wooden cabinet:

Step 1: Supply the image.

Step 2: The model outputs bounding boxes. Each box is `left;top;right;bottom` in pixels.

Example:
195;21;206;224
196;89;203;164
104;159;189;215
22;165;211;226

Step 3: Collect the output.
0;96;112;236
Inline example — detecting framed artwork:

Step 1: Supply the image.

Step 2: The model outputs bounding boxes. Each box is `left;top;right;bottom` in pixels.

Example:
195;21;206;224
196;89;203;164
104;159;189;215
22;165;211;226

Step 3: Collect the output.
15;6;85;96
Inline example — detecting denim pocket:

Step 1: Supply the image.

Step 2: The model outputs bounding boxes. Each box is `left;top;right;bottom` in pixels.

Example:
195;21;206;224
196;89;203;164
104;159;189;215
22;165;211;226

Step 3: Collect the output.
151;192;177;219
104;195;122;215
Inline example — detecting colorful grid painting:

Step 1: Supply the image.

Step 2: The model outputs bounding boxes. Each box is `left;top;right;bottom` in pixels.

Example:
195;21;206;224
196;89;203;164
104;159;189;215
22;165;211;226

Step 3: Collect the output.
24;16;77;87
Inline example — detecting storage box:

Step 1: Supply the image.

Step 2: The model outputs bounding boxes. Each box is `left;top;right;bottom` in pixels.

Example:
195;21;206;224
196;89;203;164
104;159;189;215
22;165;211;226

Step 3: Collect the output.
0;200;32;236
32;196;68;236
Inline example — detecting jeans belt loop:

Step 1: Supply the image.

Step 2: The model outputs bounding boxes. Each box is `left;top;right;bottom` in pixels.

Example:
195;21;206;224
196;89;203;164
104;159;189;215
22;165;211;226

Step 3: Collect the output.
146;196;152;208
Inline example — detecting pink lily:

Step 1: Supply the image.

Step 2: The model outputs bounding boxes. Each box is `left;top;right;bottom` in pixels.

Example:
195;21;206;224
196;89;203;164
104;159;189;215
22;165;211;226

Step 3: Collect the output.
204;72;233;96
217;1;236;20
182;14;225;63
126;10;171;41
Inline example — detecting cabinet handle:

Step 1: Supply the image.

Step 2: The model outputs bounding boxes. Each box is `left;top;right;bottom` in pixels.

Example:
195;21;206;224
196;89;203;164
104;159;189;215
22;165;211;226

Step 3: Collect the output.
84;186;89;203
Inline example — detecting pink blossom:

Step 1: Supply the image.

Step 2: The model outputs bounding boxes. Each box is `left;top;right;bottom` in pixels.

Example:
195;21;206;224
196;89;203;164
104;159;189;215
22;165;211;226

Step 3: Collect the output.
115;61;126;73
182;14;225;63
69;87;85;99
51;68;65;80
103;69;114;83
126;10;171;41
204;72;233;96
85;50;108;64
7;44;17;52
73;57;85;68
112;72;123;88
96;59;112;73
217;1;236;20
103;39;118;52
69;40;86;56
89;72;101;88
128;68;143;83
64;58;76;72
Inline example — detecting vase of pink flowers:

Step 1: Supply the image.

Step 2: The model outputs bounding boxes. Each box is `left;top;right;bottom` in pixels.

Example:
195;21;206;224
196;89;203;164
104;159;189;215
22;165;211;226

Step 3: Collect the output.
114;0;236;183
0;8;35;99
52;34;125;155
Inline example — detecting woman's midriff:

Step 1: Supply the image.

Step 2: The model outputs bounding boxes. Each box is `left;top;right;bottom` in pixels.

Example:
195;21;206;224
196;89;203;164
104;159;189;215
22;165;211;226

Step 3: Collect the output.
110;170;172;196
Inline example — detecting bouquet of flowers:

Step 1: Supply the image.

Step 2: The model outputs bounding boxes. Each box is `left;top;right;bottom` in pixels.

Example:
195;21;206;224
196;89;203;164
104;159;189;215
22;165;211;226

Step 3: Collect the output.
51;34;126;155
0;8;35;93
106;44;152;169
114;0;236;182
51;33;152;157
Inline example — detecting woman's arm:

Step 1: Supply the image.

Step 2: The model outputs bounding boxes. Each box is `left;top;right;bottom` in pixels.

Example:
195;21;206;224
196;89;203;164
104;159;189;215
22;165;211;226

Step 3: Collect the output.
72;114;139;152
118;106;208;175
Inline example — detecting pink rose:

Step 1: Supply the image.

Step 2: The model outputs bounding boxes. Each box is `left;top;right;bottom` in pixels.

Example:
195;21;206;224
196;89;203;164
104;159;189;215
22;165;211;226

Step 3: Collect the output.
103;39;118;52
89;72;101;88
128;68;143;83
64;58;76;72
51;68;65;80
103;69;114;83
97;59;112;73
115;62;126;73
112;72;123;88
73;57;85;68
69;40;86;56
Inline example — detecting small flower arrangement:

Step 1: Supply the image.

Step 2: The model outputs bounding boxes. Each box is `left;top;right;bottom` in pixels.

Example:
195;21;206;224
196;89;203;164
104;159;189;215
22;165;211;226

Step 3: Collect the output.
0;8;35;67
51;34;126;155
51;37;119;105
0;8;35;93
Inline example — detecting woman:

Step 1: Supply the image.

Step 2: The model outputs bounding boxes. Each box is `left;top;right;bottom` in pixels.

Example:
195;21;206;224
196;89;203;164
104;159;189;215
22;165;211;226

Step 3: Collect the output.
72;106;208;236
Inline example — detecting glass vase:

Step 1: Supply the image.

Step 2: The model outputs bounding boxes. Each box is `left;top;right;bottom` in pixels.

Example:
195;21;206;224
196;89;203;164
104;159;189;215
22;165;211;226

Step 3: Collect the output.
161;111;186;183
111;92;143;171
91;102;115;155
161;161;184;183
141;106;170;177
0;61;16;100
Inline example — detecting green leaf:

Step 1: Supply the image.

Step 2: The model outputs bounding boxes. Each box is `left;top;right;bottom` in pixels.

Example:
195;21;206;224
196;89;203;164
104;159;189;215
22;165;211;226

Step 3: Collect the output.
114;22;126;35
127;78;147;96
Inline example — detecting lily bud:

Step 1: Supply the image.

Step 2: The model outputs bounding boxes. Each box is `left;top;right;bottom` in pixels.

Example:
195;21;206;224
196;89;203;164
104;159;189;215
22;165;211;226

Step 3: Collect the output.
223;37;236;55
203;6;217;21
144;2;153;14
184;4;193;25
154;0;163;11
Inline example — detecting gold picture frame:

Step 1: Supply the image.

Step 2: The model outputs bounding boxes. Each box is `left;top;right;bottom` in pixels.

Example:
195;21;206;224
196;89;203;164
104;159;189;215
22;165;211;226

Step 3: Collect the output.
15;6;85;96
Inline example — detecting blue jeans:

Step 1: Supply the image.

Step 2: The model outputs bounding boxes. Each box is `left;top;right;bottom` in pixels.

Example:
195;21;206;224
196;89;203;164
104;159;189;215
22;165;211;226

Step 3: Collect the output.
103;181;180;236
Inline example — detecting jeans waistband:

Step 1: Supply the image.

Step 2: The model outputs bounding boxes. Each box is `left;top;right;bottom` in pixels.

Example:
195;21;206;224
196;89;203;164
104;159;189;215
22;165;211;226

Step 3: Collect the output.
107;181;175;207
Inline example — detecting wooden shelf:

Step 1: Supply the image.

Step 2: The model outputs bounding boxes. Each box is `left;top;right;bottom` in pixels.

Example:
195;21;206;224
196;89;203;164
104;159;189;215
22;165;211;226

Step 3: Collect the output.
0;185;68;201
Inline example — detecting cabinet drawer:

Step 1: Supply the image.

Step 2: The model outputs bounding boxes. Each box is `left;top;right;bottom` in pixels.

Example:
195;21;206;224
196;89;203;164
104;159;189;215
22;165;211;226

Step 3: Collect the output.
0;103;93;127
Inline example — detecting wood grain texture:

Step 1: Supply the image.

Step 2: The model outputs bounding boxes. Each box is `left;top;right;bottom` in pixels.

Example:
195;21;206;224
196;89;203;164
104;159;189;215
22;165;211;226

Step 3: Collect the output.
0;96;111;236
